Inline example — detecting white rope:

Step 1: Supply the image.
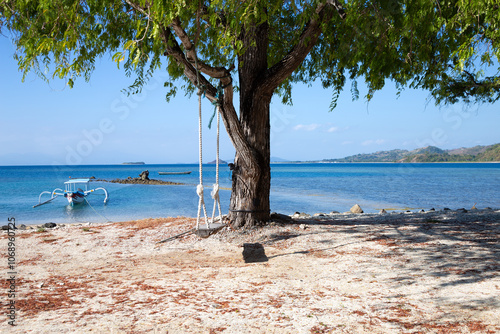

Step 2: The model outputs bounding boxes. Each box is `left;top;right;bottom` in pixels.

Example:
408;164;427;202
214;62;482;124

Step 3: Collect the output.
211;105;222;223
84;197;112;223
196;91;209;230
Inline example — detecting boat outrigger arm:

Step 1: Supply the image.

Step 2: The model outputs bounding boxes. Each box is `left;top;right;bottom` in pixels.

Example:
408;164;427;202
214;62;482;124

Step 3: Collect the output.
34;179;109;208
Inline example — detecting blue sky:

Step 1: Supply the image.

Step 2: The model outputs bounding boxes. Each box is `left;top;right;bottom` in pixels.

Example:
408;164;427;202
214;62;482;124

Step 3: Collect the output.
1;36;499;166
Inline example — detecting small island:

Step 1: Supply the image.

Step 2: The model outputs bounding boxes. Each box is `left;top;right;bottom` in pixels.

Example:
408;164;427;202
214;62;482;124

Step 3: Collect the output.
122;162;145;165
208;159;227;164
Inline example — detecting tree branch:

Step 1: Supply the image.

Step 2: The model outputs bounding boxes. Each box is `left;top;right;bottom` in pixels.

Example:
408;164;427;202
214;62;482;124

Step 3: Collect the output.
199;4;227;28
259;0;346;94
160;24;258;168
170;17;230;79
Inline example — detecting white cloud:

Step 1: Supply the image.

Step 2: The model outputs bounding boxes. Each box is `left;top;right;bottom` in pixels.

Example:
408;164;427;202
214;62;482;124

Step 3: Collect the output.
327;126;339;133
293;124;321;131
362;139;386;146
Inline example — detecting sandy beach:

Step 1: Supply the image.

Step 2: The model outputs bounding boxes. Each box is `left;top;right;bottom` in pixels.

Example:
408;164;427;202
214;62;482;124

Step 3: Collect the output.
2;209;499;333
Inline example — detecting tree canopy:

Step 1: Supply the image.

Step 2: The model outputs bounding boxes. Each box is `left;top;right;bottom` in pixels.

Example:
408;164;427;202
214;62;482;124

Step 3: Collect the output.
2;0;499;106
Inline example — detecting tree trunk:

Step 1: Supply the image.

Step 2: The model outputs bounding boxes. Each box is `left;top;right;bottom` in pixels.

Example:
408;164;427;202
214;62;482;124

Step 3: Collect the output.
229;96;271;228
228;21;271;228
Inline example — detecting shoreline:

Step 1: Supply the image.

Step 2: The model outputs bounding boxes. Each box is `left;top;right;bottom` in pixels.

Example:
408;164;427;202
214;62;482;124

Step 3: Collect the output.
12;206;500;229
2;208;499;332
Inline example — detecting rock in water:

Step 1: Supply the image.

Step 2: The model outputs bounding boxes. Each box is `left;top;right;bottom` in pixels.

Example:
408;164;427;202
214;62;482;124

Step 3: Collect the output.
139;170;150;181
350;204;363;214
379;209;387;214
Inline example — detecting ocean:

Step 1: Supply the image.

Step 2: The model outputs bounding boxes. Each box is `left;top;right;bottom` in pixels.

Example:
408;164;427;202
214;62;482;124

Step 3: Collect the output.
0;163;499;225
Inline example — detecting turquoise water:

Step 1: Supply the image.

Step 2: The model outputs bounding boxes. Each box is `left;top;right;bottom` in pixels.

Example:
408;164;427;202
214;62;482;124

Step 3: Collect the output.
0;163;499;225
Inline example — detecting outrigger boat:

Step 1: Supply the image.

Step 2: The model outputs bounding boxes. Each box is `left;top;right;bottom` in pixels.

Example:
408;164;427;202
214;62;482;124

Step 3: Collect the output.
34;178;109;208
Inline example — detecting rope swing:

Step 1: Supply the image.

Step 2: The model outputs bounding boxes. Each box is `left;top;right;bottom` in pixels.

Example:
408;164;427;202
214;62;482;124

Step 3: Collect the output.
195;79;223;232
187;19;226;235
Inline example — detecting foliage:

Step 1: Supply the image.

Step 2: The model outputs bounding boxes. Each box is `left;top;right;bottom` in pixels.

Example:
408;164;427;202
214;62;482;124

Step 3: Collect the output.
1;0;499;105
476;144;500;162
324;149;409;162
399;152;476;163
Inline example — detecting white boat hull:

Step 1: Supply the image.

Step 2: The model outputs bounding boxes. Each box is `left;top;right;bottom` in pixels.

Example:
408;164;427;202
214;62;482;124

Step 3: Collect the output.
65;192;86;205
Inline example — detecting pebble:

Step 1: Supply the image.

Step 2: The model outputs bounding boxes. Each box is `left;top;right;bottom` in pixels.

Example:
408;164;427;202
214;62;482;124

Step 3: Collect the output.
350;204;363;214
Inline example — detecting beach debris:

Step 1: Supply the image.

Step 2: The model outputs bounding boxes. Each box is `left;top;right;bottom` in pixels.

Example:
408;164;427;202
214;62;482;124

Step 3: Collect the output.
299;224;307;230
155;228;196;245
350;204;363;214
471;203;477;210
293;212;311;219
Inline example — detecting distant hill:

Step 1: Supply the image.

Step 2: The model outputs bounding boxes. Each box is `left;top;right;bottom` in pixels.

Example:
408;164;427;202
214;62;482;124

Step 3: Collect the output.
476;144;500;161
447;145;490;156
271;156;290;162
207;159;228;164
323;144;500;163
324;149;409;163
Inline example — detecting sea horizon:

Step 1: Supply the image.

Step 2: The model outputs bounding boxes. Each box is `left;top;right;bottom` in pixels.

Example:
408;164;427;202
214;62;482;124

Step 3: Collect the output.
2;160;500;167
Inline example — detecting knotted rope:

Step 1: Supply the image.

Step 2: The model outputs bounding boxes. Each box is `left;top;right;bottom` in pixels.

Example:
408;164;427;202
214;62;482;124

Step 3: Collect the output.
196;88;210;230
210;105;222;224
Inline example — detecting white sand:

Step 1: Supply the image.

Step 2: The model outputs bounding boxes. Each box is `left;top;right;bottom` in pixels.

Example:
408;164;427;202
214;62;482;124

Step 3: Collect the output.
2;209;499;333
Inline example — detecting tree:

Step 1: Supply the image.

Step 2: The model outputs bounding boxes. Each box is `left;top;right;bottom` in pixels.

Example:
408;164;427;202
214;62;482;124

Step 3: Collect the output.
1;0;499;228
